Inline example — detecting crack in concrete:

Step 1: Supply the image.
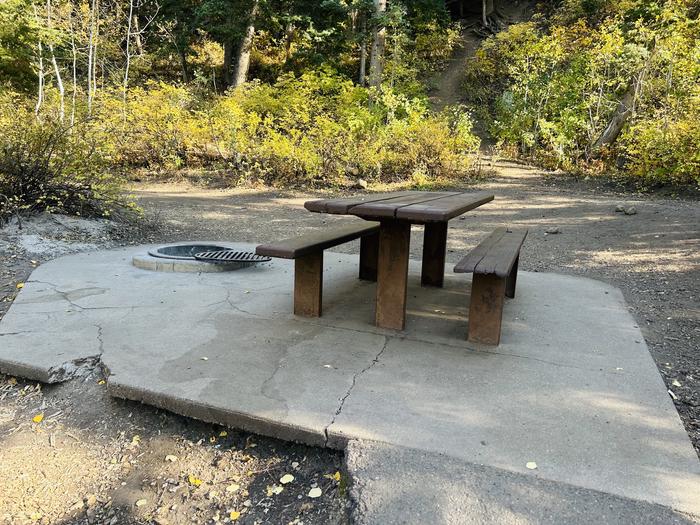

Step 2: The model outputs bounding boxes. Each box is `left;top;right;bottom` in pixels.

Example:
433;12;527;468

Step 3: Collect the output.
323;336;389;446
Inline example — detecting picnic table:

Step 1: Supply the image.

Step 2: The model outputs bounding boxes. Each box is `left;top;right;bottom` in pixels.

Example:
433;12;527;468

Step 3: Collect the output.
304;191;494;330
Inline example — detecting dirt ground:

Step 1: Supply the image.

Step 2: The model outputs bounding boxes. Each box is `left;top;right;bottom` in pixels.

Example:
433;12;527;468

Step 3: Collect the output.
1;160;698;524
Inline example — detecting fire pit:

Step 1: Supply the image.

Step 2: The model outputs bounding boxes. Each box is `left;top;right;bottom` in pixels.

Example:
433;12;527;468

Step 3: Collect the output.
133;243;271;273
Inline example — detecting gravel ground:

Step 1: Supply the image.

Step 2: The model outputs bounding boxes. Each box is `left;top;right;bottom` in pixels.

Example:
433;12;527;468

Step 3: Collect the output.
0;160;698;524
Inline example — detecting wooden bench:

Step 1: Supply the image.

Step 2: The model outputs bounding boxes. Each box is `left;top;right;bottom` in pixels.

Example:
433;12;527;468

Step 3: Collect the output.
454;227;528;345
256;221;380;317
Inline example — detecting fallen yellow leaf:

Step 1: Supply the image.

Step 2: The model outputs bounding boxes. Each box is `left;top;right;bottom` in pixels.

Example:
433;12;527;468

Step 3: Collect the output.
324;471;341;481
32;413;44;423
97;379;106;385
188;474;203;487
230;511;241;521
7;377;17;386
16;282;24;289
219;431;228;437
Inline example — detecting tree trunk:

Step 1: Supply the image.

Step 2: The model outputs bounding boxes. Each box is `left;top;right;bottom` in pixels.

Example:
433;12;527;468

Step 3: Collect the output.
132;15;143;55
232;0;259;88
179;48;190;83
33;4;44;118
223;39;235;87
368;0;386;90
591;76;640;152
482;0;488;27
358;14;367;85
122;0;134;122
283;22;294;64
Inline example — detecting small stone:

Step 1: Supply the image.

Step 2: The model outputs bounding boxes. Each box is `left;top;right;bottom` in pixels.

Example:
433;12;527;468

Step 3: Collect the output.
164;455;178;463
672;379;681;387
85;494;97;507
545;227;560;234
308;487;322;498
291;462;299;469
207;491;218;500
280;474;294;485
356;178;368;189
135;499;148;508
624;206;637;215
225;483;240;493
526;461;537;470
615;204;625;212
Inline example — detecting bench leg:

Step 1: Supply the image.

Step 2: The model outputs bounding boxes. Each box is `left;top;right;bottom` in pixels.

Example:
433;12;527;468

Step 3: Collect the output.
376;220;411;330
294;252;323;317
468;273;506;345
505;255;519;299
421;222;448;287
359;232;379;281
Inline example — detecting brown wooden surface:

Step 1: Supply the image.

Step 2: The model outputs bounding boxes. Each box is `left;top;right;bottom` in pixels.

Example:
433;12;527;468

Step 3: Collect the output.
453;227;507;273
375;220;411;330
359;232;379;281
454;228;527;278
304;192;413;214
468;273;506;345
305;191;495;222
421;222;448;287
474;230;528;278
256;221;380;259
294;252;323;317
348;192;460;219
395;191;495;222
505;255;519;299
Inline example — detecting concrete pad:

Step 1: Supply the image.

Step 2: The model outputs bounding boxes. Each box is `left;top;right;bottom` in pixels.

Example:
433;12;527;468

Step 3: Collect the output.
345;440;699;524
0;243;698;517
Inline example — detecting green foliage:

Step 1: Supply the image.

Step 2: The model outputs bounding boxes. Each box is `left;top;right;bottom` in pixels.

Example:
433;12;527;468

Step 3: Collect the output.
465;0;700;185
94;70;480;184
0;92;134;222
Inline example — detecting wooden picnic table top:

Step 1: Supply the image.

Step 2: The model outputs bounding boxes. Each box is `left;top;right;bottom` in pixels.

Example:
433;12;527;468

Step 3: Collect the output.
304;190;494;223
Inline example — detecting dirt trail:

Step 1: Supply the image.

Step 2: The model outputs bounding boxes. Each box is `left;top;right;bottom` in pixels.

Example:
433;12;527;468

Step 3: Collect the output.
428;0;536;146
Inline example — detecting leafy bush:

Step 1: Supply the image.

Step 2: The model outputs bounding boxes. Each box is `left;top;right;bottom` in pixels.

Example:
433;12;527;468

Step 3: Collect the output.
464;0;700;185
104;69;480;185
0;92;134;223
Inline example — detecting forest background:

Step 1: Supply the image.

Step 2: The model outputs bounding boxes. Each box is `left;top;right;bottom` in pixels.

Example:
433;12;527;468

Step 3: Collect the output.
0;0;698;221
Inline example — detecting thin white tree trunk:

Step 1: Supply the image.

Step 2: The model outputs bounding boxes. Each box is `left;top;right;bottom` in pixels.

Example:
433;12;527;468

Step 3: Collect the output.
46;0;65;121
87;0;95;113
359;15;367;85
368;0;386;90
70;19;77;126
123;0;134;122
232;0;258;88
33;5;45;118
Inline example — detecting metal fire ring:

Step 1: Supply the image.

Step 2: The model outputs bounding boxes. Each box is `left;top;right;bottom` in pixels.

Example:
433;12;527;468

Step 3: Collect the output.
193;250;271;266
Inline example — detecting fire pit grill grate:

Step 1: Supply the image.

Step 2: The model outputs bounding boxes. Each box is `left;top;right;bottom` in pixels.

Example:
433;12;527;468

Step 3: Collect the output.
194;250;271;265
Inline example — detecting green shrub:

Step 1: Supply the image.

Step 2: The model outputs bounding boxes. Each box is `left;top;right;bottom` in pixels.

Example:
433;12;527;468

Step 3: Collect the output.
0;91;134;223
464;0;700;185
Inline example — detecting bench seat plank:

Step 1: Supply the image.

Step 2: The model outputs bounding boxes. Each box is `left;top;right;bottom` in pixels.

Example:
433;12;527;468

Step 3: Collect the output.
256;221;380;259
395;192;495;222
454;227;507;274
476;230;528;278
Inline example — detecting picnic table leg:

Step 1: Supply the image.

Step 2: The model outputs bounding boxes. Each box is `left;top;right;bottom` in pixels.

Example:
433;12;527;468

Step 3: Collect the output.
294;252;323;317
421;222;447;287
376;220;411;330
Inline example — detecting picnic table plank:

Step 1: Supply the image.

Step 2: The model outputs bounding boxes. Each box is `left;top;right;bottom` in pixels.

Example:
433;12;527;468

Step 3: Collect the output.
395;191;495;222
305;192;414;214
349;191;460;219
